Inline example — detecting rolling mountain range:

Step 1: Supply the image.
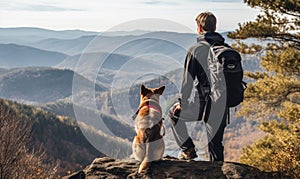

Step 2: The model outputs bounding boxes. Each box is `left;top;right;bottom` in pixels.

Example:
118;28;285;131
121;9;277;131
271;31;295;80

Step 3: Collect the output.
0;67;107;104
0;27;265;175
27;31;237;56
41;100;135;140
25;31;195;56
56;51;183;88
0;43;68;68
0;27;98;44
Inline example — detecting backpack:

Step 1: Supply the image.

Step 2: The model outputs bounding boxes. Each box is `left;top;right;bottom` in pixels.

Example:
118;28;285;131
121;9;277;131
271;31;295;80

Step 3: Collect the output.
208;43;247;108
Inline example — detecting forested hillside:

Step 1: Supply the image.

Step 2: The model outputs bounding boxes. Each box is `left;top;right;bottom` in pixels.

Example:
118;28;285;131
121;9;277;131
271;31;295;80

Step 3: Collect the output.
0;98;132;177
229;0;300;178
0;98;106;176
0;67;107;104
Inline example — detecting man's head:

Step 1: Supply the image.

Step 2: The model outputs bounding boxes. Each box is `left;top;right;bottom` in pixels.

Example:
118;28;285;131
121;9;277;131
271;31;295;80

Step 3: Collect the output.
195;12;217;34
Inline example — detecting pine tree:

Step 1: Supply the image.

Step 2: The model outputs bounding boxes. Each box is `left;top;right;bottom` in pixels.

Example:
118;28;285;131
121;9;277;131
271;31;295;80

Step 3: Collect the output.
228;0;300;177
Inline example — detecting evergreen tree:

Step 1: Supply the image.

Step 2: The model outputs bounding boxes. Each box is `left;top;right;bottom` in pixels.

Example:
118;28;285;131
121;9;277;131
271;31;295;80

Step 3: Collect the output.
228;0;300;177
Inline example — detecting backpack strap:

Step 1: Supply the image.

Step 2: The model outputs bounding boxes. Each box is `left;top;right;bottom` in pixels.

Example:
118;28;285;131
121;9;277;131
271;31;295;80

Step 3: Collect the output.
227;108;230;125
132;109;139;120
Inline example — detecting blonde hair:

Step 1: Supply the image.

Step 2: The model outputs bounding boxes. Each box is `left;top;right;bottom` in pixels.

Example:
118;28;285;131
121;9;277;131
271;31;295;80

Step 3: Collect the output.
195;12;217;32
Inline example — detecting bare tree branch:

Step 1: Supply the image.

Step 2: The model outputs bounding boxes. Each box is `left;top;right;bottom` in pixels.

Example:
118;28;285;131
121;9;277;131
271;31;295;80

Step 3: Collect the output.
0;103;58;178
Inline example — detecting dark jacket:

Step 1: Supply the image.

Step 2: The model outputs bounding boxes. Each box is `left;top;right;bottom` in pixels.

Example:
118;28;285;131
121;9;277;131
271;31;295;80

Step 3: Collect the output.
180;32;225;107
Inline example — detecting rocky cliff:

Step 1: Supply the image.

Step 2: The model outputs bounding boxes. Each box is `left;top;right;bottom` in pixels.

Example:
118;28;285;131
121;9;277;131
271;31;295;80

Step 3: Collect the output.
63;156;284;179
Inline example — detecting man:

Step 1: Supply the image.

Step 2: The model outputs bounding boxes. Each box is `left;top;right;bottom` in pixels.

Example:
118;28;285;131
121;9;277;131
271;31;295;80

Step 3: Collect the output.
169;12;228;161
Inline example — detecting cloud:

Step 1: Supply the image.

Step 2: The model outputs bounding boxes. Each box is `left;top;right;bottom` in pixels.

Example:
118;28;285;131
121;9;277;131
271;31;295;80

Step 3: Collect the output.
142;0;178;6
2;1;85;12
0;0;259;32
144;1;161;5
186;0;242;3
24;4;85;12
210;0;242;2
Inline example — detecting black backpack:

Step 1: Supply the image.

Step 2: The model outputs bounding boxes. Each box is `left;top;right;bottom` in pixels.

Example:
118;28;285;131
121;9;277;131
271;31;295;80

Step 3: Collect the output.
208;43;247;108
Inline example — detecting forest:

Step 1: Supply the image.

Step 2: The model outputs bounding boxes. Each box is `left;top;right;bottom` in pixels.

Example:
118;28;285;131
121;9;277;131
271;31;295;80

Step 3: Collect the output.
228;0;300;178
0;0;299;178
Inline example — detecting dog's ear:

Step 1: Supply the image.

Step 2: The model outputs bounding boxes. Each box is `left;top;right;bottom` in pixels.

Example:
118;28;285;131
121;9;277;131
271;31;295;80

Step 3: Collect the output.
141;84;151;96
154;86;165;95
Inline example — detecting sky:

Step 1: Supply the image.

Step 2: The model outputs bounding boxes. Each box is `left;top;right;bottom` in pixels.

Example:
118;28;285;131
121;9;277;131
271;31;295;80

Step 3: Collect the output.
0;0;261;32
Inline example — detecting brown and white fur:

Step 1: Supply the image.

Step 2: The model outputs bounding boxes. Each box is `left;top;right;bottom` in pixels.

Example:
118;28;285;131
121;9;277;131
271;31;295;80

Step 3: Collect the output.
132;84;165;173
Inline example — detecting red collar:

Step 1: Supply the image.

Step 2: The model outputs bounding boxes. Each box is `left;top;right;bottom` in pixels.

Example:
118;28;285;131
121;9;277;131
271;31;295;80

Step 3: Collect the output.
140;105;162;114
132;99;162;120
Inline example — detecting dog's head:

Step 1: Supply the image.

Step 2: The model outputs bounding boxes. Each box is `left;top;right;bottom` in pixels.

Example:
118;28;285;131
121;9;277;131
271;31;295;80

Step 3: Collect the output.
140;84;165;103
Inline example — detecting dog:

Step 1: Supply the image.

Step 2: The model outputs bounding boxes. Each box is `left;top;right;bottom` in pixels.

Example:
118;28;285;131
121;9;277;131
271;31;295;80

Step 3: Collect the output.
132;84;165;173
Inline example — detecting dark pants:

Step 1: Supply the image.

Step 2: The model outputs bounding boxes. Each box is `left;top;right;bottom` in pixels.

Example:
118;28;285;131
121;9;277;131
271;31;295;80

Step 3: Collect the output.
169;99;228;161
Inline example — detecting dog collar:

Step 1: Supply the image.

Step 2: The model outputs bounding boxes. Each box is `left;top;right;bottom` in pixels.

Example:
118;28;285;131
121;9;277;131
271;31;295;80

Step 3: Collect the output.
140;105;162;114
132;100;162;120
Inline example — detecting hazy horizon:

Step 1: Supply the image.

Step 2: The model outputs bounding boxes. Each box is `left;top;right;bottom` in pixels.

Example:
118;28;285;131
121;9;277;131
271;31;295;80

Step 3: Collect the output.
1;0;260;33
0;26;237;34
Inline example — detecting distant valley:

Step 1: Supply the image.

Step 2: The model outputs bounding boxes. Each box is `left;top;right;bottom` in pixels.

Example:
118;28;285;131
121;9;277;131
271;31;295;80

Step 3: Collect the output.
0;67;107;104
0;27;264;174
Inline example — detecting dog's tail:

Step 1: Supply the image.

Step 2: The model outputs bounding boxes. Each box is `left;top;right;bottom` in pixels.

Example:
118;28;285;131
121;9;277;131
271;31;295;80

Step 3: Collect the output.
138;158;150;173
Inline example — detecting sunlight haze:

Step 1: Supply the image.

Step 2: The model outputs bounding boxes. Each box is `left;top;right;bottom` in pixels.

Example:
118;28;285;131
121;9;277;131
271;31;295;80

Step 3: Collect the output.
0;0;260;32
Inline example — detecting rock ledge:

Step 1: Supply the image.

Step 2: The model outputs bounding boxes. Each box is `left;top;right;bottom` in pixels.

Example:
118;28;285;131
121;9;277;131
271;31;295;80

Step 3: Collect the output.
63;156;284;179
